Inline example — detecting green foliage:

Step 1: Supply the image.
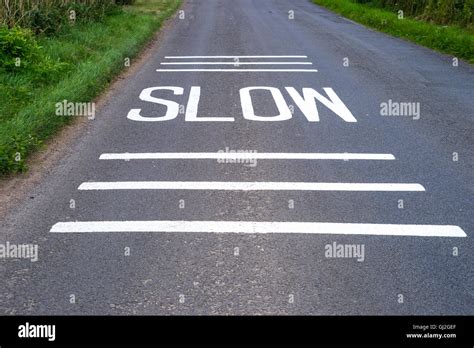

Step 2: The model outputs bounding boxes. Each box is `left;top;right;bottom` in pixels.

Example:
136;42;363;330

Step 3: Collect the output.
115;0;136;4
0;27;40;71
314;0;474;62
0;26;69;83
353;0;473;28
27;6;65;35
0;0;182;174
0;0;126;35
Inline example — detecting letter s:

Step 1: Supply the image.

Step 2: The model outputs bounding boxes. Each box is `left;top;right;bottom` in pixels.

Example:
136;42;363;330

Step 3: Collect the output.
127;87;183;122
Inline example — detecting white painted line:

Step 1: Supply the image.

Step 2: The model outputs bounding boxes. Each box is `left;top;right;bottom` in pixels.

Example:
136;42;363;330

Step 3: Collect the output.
164;55;309;59
50;221;467;237
78;181;425;192
99;152;396;161
161;62;313;65
156;69;319;72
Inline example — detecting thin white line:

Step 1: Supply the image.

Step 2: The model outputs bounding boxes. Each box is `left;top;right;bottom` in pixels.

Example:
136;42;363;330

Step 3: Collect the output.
78;181;425;192
161;62;313;65
164;55;309;59
156;69;319;72
50;221;467;237
99;153;396;161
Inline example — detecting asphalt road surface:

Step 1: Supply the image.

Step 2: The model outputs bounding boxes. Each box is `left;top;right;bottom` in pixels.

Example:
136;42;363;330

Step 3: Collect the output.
1;0;473;315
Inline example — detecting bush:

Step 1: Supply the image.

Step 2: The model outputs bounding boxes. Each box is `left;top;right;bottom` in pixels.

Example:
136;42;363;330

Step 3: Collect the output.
0;27;40;71
0;26;69;82
353;0;474;27
27;7;65;35
0;0;122;35
115;0;136;4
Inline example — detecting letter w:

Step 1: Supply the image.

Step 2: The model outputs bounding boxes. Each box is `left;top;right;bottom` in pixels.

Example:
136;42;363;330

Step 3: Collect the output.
285;87;357;122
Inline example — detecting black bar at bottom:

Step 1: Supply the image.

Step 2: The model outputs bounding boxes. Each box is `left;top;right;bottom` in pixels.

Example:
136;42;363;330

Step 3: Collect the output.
0;316;472;346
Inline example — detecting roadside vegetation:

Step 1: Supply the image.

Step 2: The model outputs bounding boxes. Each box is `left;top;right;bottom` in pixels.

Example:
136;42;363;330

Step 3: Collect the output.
313;0;474;63
0;0;181;174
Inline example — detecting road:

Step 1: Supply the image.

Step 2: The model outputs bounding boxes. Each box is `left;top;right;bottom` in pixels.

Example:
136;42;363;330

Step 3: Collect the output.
1;0;473;315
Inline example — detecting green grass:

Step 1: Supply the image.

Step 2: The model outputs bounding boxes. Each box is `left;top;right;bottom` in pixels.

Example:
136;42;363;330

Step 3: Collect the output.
0;0;181;174
313;0;474;64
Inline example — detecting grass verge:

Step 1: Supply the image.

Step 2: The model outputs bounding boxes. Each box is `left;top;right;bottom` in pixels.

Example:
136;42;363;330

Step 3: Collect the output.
0;0;181;174
313;0;474;64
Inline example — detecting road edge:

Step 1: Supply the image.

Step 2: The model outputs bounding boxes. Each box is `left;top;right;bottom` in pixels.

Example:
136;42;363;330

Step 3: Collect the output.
0;1;186;219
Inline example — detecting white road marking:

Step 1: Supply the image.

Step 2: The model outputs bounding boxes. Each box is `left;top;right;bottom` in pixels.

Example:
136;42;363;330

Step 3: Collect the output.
99;152;396;161
78;181;425;192
161;62;313;65
156;69;319;72
164;55;308;59
241;87;292;121
49;221;467;237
